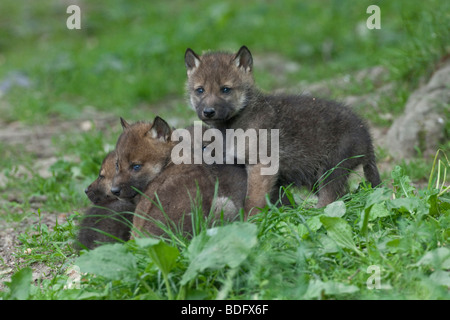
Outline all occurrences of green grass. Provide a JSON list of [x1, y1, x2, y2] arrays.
[[1, 160, 449, 300], [0, 0, 448, 124], [0, 0, 449, 300]]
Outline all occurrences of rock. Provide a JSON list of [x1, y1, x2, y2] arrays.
[[253, 53, 301, 88], [343, 83, 396, 111], [80, 120, 93, 131], [384, 63, 450, 159], [299, 66, 390, 98]]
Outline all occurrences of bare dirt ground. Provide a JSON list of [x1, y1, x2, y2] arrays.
[[0, 99, 198, 290], [0, 109, 120, 290]]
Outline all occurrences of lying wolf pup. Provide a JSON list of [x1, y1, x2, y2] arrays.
[[77, 151, 134, 250], [185, 45, 381, 216], [111, 117, 246, 237]]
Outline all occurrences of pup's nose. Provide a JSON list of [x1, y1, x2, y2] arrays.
[[110, 186, 121, 197], [84, 188, 89, 194], [203, 108, 216, 118]]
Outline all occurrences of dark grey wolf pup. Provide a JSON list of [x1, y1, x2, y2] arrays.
[[185, 46, 381, 217]]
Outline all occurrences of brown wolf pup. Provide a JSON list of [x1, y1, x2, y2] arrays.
[[77, 151, 134, 250], [185, 46, 381, 216], [183, 123, 248, 217], [111, 117, 246, 237]]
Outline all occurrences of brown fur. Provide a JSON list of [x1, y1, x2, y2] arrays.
[[183, 123, 248, 217], [112, 117, 246, 237], [185, 46, 381, 217], [85, 151, 117, 205], [77, 151, 134, 250], [111, 118, 172, 202]]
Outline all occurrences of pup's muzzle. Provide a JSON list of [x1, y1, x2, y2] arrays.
[[202, 108, 216, 118], [110, 186, 121, 197]]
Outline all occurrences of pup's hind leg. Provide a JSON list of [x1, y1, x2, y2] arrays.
[[316, 181, 347, 207], [244, 163, 278, 217], [363, 159, 381, 188], [315, 161, 357, 208], [316, 172, 349, 207]]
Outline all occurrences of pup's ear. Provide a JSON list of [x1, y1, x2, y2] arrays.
[[185, 48, 201, 75], [233, 45, 253, 72], [150, 116, 172, 142], [120, 117, 130, 130]]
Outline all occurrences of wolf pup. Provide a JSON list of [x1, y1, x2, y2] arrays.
[[185, 46, 381, 216], [77, 151, 134, 250], [111, 117, 246, 237]]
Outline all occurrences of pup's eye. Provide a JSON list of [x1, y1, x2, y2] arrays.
[[221, 86, 232, 94], [115, 162, 119, 171], [131, 164, 142, 172], [98, 174, 105, 180], [195, 87, 205, 94]]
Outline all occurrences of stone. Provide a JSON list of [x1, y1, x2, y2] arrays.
[[384, 63, 450, 159]]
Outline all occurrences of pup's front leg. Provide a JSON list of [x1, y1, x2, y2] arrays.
[[244, 163, 278, 218]]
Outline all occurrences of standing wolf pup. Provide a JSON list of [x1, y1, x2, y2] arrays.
[[185, 46, 381, 216]]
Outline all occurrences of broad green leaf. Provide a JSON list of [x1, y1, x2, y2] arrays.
[[57, 289, 108, 300], [387, 198, 429, 216], [297, 224, 309, 238], [365, 187, 392, 208], [324, 201, 346, 217], [75, 243, 137, 281], [181, 223, 257, 285], [5, 267, 32, 300], [320, 216, 363, 256], [385, 238, 401, 253], [306, 215, 323, 232], [391, 166, 415, 197], [361, 187, 392, 233], [149, 245, 179, 275], [297, 215, 323, 238], [368, 202, 391, 221], [426, 191, 440, 216], [137, 239, 179, 275], [186, 231, 210, 260], [375, 237, 401, 254], [303, 279, 359, 299], [429, 270, 450, 287], [318, 234, 339, 254], [135, 237, 160, 248], [416, 247, 450, 270]]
